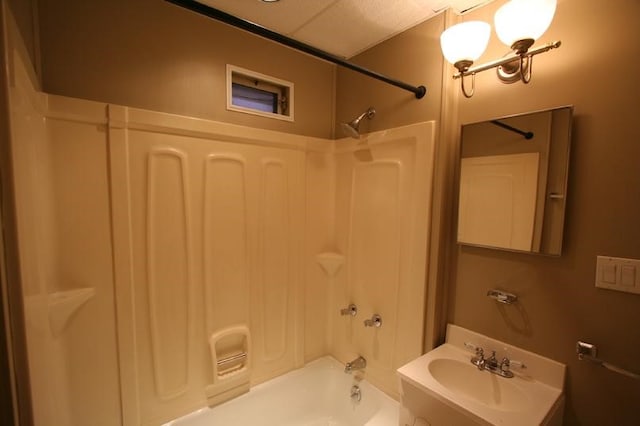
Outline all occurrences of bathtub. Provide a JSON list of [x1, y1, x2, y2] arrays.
[[165, 357, 399, 426]]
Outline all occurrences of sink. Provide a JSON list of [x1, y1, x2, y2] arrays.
[[397, 324, 566, 426], [427, 358, 530, 411]]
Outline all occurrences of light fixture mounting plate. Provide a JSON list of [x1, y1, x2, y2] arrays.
[[496, 55, 522, 84]]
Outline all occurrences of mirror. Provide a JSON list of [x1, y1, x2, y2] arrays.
[[456, 106, 573, 255]]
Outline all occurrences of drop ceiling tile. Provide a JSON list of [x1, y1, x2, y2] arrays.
[[195, 0, 495, 58], [448, 0, 494, 14], [198, 0, 338, 35], [292, 0, 439, 58]]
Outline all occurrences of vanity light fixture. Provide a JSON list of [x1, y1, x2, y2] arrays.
[[441, 0, 561, 98]]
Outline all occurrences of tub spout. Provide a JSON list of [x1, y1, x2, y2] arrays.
[[344, 356, 366, 374]]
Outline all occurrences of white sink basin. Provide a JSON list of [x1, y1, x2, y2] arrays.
[[397, 325, 566, 426], [428, 358, 530, 411]]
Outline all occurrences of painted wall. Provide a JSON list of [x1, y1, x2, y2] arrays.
[[334, 14, 445, 135], [6, 0, 37, 78], [338, 0, 640, 425], [37, 0, 335, 139]]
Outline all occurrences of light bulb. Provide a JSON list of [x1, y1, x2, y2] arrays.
[[494, 0, 557, 48], [440, 21, 491, 66]]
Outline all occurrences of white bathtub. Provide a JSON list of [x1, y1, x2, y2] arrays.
[[165, 357, 399, 426]]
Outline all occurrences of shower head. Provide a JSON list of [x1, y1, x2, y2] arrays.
[[340, 107, 376, 139]]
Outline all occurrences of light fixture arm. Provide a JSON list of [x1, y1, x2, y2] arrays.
[[453, 40, 561, 80], [520, 55, 533, 84], [460, 73, 476, 98], [453, 59, 476, 98]]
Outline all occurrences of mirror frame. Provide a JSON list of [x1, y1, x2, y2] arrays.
[[455, 106, 573, 256]]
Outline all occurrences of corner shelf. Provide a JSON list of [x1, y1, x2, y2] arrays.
[[48, 287, 96, 336], [315, 252, 345, 278]]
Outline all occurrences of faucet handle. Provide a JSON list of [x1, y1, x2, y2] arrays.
[[340, 303, 358, 316], [500, 357, 526, 372], [364, 313, 382, 328], [506, 358, 526, 369], [464, 342, 483, 353], [464, 342, 484, 358], [463, 341, 476, 351]]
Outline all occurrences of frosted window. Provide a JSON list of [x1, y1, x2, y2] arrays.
[[231, 83, 277, 114]]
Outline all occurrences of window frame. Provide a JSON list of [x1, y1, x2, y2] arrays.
[[226, 65, 294, 122]]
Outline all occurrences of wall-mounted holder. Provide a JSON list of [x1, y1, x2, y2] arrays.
[[487, 289, 518, 304], [577, 340, 640, 380], [206, 325, 252, 406]]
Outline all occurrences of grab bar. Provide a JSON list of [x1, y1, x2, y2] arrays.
[[576, 341, 640, 380], [217, 352, 247, 367]]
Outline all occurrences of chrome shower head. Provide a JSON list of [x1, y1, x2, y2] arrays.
[[340, 107, 376, 139]]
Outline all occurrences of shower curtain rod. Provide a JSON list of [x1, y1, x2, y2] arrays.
[[164, 0, 427, 99], [490, 120, 534, 140]]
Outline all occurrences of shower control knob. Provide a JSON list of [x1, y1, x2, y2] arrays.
[[364, 313, 382, 328], [340, 303, 358, 316]]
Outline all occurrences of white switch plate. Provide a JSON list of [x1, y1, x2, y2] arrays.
[[595, 256, 640, 295]]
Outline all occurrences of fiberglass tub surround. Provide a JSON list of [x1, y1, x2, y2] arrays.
[[8, 30, 437, 422], [165, 357, 398, 426], [6, 0, 438, 421], [398, 324, 566, 426]]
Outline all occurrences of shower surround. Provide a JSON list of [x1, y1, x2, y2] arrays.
[[6, 15, 436, 425]]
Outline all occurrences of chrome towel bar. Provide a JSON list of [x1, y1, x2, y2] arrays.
[[577, 341, 640, 380]]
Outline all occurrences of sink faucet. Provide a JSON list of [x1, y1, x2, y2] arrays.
[[485, 350, 499, 370], [468, 345, 525, 378], [344, 356, 367, 374]]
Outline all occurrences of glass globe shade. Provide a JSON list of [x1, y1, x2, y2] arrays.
[[494, 0, 557, 47], [440, 21, 491, 65]]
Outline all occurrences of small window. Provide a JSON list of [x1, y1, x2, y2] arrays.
[[226, 65, 294, 122]]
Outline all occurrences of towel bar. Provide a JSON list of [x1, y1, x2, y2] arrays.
[[577, 341, 640, 380]]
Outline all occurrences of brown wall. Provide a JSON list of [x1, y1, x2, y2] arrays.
[[339, 1, 640, 425], [334, 14, 445, 134], [7, 0, 38, 79], [37, 0, 335, 138]]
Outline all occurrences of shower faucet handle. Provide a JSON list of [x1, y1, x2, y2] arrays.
[[363, 313, 382, 328], [340, 303, 358, 317]]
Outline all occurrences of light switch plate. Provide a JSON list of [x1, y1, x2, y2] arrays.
[[595, 256, 640, 295]]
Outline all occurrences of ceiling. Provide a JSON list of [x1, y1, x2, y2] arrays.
[[197, 0, 493, 58]]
